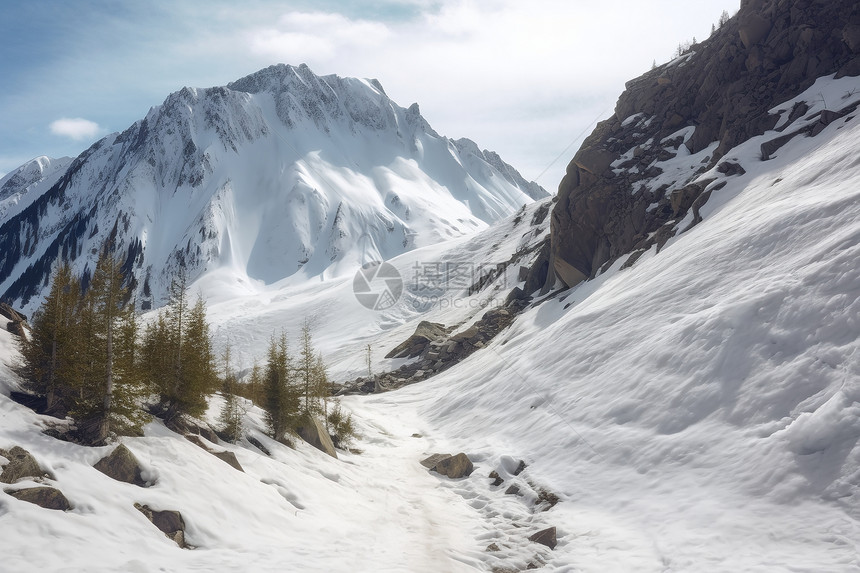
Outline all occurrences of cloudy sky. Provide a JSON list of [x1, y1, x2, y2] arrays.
[[0, 0, 736, 189]]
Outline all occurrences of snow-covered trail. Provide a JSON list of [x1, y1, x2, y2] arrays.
[[318, 396, 485, 572]]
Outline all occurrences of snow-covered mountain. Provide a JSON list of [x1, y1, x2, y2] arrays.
[[0, 64, 545, 313], [0, 156, 73, 223]]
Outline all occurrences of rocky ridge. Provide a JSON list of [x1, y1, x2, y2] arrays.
[[549, 0, 860, 288]]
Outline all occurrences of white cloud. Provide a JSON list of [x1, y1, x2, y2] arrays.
[[49, 117, 102, 140], [249, 12, 392, 63]]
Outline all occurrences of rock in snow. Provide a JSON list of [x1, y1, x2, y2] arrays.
[[421, 453, 474, 479], [93, 444, 149, 487], [0, 446, 50, 484], [5, 486, 71, 511]]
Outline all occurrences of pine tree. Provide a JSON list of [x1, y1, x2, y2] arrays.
[[180, 292, 217, 416], [17, 262, 79, 414], [263, 333, 299, 441], [145, 271, 216, 423], [218, 343, 243, 443], [141, 312, 171, 399], [110, 303, 150, 436], [89, 247, 123, 442], [297, 319, 329, 417], [67, 247, 146, 444], [68, 261, 103, 439], [164, 271, 190, 420]]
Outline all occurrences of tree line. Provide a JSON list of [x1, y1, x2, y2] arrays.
[[17, 245, 355, 448]]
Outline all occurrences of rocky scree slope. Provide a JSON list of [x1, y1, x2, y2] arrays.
[[549, 0, 860, 288]]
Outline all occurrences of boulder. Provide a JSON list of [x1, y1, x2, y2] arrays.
[[0, 446, 50, 484], [6, 486, 71, 511], [134, 503, 187, 548], [297, 413, 337, 458], [536, 488, 560, 510], [434, 453, 474, 479], [489, 470, 504, 487], [528, 526, 558, 550], [93, 444, 147, 486], [716, 161, 746, 177]]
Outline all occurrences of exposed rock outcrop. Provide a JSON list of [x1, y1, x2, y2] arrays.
[[550, 0, 860, 288], [345, 305, 526, 394]]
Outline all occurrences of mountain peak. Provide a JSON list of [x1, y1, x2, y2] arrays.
[[225, 63, 404, 134], [0, 64, 545, 312]]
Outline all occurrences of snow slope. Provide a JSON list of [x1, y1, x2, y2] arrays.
[[0, 64, 545, 314]]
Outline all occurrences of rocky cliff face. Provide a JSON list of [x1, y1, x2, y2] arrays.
[[550, 0, 860, 288]]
